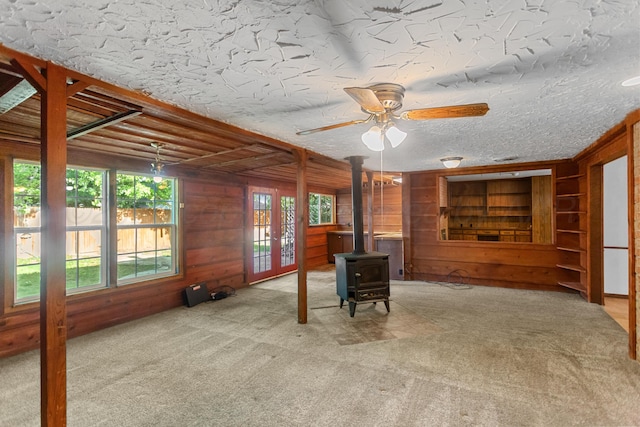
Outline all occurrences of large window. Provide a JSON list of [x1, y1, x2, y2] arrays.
[[309, 193, 334, 225], [14, 162, 107, 301], [12, 161, 179, 303], [116, 173, 177, 283]]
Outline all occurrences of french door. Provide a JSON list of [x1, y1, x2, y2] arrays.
[[247, 187, 297, 283]]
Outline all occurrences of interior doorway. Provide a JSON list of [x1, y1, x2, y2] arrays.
[[247, 186, 297, 283], [603, 156, 629, 331]]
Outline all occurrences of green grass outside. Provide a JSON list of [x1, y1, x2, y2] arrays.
[[16, 257, 166, 300]]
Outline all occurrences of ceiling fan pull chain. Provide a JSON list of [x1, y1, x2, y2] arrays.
[[380, 150, 384, 231]]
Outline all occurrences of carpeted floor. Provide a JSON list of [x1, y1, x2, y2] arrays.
[[1, 266, 639, 426]]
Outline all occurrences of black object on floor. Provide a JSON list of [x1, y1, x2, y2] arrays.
[[184, 283, 211, 307]]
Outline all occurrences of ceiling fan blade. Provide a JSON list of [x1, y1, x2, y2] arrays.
[[296, 119, 367, 135], [401, 103, 489, 120], [343, 87, 385, 113]]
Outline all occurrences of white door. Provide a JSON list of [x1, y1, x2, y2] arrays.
[[603, 156, 628, 295]]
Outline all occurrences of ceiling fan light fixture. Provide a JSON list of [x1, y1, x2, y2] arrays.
[[151, 142, 165, 182], [385, 124, 407, 148], [441, 156, 463, 168], [361, 126, 385, 151]]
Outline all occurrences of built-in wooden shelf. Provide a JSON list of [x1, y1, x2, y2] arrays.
[[556, 211, 586, 214], [557, 263, 587, 273], [555, 174, 585, 181], [557, 229, 586, 234], [556, 193, 586, 198], [557, 281, 587, 292], [557, 246, 586, 253], [555, 163, 586, 298]]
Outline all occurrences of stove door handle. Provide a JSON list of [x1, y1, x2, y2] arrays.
[[355, 273, 362, 278]]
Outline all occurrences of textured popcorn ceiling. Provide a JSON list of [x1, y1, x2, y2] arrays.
[[1, 0, 639, 172]]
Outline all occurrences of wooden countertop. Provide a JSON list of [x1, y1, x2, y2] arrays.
[[328, 230, 403, 239]]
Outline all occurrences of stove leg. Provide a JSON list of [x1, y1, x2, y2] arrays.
[[384, 300, 390, 312], [339, 298, 344, 308], [348, 301, 356, 317]]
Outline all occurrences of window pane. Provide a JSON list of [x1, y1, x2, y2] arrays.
[[14, 201, 40, 227], [308, 193, 333, 225], [16, 231, 41, 300], [66, 228, 106, 289], [16, 264, 40, 300], [66, 257, 102, 290], [320, 195, 333, 223], [156, 227, 172, 251], [14, 163, 41, 228], [116, 172, 177, 284], [117, 228, 136, 254], [155, 203, 173, 224]]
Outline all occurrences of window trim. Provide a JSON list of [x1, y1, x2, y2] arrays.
[[308, 192, 335, 226], [115, 171, 179, 286], [9, 161, 181, 304]]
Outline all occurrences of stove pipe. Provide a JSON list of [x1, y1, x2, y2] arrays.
[[347, 156, 366, 255]]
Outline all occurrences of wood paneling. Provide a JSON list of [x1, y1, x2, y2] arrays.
[[532, 175, 553, 244], [405, 169, 560, 290], [336, 183, 402, 232], [0, 173, 249, 358]]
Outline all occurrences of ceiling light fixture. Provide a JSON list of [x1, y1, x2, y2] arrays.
[[622, 75, 640, 87], [151, 142, 164, 183], [441, 157, 463, 168], [361, 122, 407, 152]]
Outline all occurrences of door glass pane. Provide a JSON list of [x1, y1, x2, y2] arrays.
[[253, 193, 272, 274], [280, 196, 295, 268]]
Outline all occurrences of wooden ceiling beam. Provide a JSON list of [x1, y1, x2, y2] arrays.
[[67, 110, 142, 140]]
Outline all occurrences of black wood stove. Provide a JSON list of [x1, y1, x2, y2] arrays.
[[335, 156, 390, 317]]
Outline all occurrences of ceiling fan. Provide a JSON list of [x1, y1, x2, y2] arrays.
[[296, 83, 489, 151]]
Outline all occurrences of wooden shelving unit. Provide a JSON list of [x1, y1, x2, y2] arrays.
[[486, 179, 532, 217], [449, 181, 486, 216], [555, 163, 587, 295]]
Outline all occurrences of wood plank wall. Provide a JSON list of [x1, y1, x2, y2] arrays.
[[307, 224, 338, 268], [404, 169, 562, 290], [336, 183, 403, 231], [0, 147, 339, 358], [0, 174, 247, 357]]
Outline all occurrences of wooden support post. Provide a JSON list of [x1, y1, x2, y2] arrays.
[[40, 63, 68, 426], [294, 149, 308, 324], [366, 171, 374, 251]]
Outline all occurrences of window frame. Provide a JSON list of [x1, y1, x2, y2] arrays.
[[115, 172, 179, 285], [308, 192, 335, 225], [10, 160, 181, 304]]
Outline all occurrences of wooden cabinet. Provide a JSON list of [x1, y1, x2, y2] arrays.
[[446, 177, 545, 242], [327, 232, 353, 263], [555, 162, 587, 295], [462, 229, 478, 240], [449, 229, 464, 240], [499, 230, 515, 242], [448, 228, 529, 242]]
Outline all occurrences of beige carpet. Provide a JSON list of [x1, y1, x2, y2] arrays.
[[1, 266, 639, 426]]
